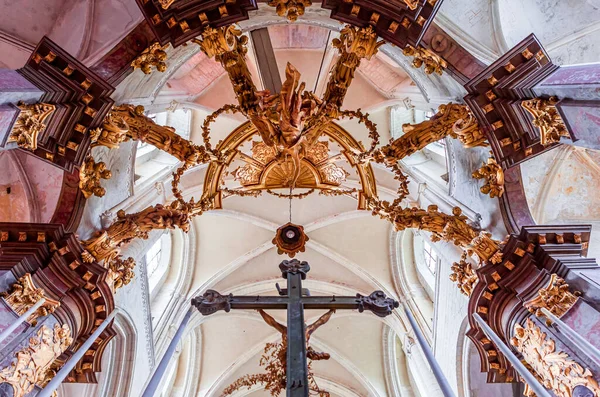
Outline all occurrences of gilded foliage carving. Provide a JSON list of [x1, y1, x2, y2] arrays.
[[8, 102, 55, 151], [131, 43, 168, 74], [511, 318, 600, 397], [369, 201, 502, 264], [106, 256, 136, 293], [521, 97, 569, 146], [79, 156, 112, 198], [0, 323, 72, 397], [82, 198, 214, 264], [0, 274, 60, 325], [403, 45, 448, 75], [524, 274, 581, 319], [450, 253, 479, 296], [378, 103, 487, 162], [268, 0, 312, 21], [472, 156, 505, 198]]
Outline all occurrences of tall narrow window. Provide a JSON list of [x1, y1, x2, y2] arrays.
[[146, 239, 163, 279], [423, 241, 438, 275]]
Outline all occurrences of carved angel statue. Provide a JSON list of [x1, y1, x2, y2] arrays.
[[222, 309, 335, 396]]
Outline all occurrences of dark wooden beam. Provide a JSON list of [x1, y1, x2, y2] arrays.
[[251, 28, 282, 93]]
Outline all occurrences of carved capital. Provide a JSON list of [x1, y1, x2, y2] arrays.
[[403, 45, 448, 76], [192, 290, 233, 316], [131, 42, 168, 75], [472, 155, 505, 198], [524, 274, 581, 319], [279, 259, 310, 279], [8, 102, 56, 151], [521, 97, 569, 146], [356, 291, 399, 317], [0, 274, 60, 325]]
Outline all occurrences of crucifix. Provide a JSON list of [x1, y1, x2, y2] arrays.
[[191, 259, 399, 397]]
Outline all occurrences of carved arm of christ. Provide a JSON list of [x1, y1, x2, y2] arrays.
[[192, 259, 399, 397]]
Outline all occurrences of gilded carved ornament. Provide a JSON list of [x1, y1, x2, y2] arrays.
[[106, 256, 135, 293], [524, 274, 581, 321], [449, 252, 478, 296], [403, 45, 448, 76], [511, 318, 600, 397], [0, 323, 72, 397], [81, 197, 214, 265], [158, 0, 175, 10], [378, 103, 487, 163], [472, 155, 505, 198], [521, 97, 569, 146], [8, 102, 56, 151], [369, 201, 502, 265], [131, 42, 168, 75], [268, 0, 312, 21], [0, 274, 60, 325], [79, 156, 112, 198]]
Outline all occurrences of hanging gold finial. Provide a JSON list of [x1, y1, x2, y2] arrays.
[[131, 43, 168, 74], [449, 253, 478, 296], [79, 156, 112, 198], [472, 155, 505, 198], [403, 45, 448, 75], [268, 0, 312, 21]]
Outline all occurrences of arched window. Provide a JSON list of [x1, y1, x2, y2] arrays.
[[146, 233, 172, 296], [412, 233, 437, 301]]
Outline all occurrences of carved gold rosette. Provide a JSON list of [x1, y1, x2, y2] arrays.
[[403, 45, 448, 76], [8, 102, 56, 151], [472, 156, 505, 198], [0, 274, 60, 325], [131, 42, 168, 74], [524, 274, 581, 319], [511, 318, 600, 397], [268, 0, 312, 21], [521, 97, 569, 146], [0, 323, 72, 397]]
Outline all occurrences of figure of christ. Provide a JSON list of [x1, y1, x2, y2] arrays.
[[221, 309, 335, 397]]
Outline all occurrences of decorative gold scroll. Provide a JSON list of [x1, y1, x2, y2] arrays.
[[472, 156, 505, 198], [521, 97, 569, 146], [0, 274, 60, 325], [0, 323, 72, 397], [202, 121, 377, 210], [131, 42, 168, 74], [524, 274, 581, 319], [403, 45, 448, 75], [8, 102, 56, 151], [511, 318, 600, 397]]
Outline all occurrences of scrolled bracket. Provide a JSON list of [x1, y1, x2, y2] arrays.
[[356, 291, 399, 317], [191, 290, 233, 316]]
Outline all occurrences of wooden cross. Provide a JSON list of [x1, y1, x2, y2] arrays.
[[191, 259, 399, 397]]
